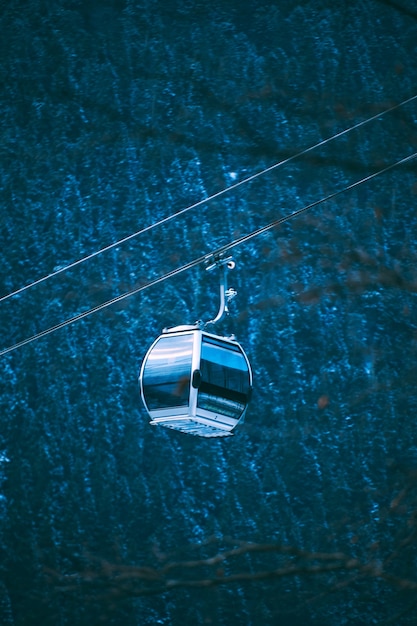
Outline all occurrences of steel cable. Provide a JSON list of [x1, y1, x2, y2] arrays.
[[1, 93, 416, 305], [1, 150, 415, 357]]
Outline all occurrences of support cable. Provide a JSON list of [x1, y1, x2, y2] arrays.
[[1, 150, 415, 357], [1, 93, 416, 304]]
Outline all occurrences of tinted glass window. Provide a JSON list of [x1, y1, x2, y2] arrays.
[[142, 335, 193, 410], [197, 337, 250, 419]]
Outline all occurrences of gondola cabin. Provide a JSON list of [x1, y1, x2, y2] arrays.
[[139, 325, 252, 437]]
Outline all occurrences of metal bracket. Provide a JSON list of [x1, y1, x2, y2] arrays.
[[204, 254, 237, 327]]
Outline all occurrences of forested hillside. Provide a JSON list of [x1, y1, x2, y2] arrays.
[[1, 1, 417, 624]]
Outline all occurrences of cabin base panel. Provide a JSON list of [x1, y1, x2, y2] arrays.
[[149, 417, 234, 437]]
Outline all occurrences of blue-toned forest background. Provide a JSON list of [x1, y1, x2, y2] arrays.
[[1, 1, 417, 624]]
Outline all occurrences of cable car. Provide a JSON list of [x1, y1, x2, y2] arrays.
[[139, 256, 253, 437]]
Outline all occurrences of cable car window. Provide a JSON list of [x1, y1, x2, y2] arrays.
[[142, 334, 193, 410], [197, 336, 251, 419]]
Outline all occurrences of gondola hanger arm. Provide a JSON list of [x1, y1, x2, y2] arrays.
[[204, 254, 237, 327]]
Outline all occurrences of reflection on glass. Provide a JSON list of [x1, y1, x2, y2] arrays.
[[198, 392, 246, 419], [142, 335, 193, 410], [197, 336, 251, 419]]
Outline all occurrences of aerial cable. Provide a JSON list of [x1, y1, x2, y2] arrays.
[[0, 150, 415, 358], [1, 93, 416, 305]]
